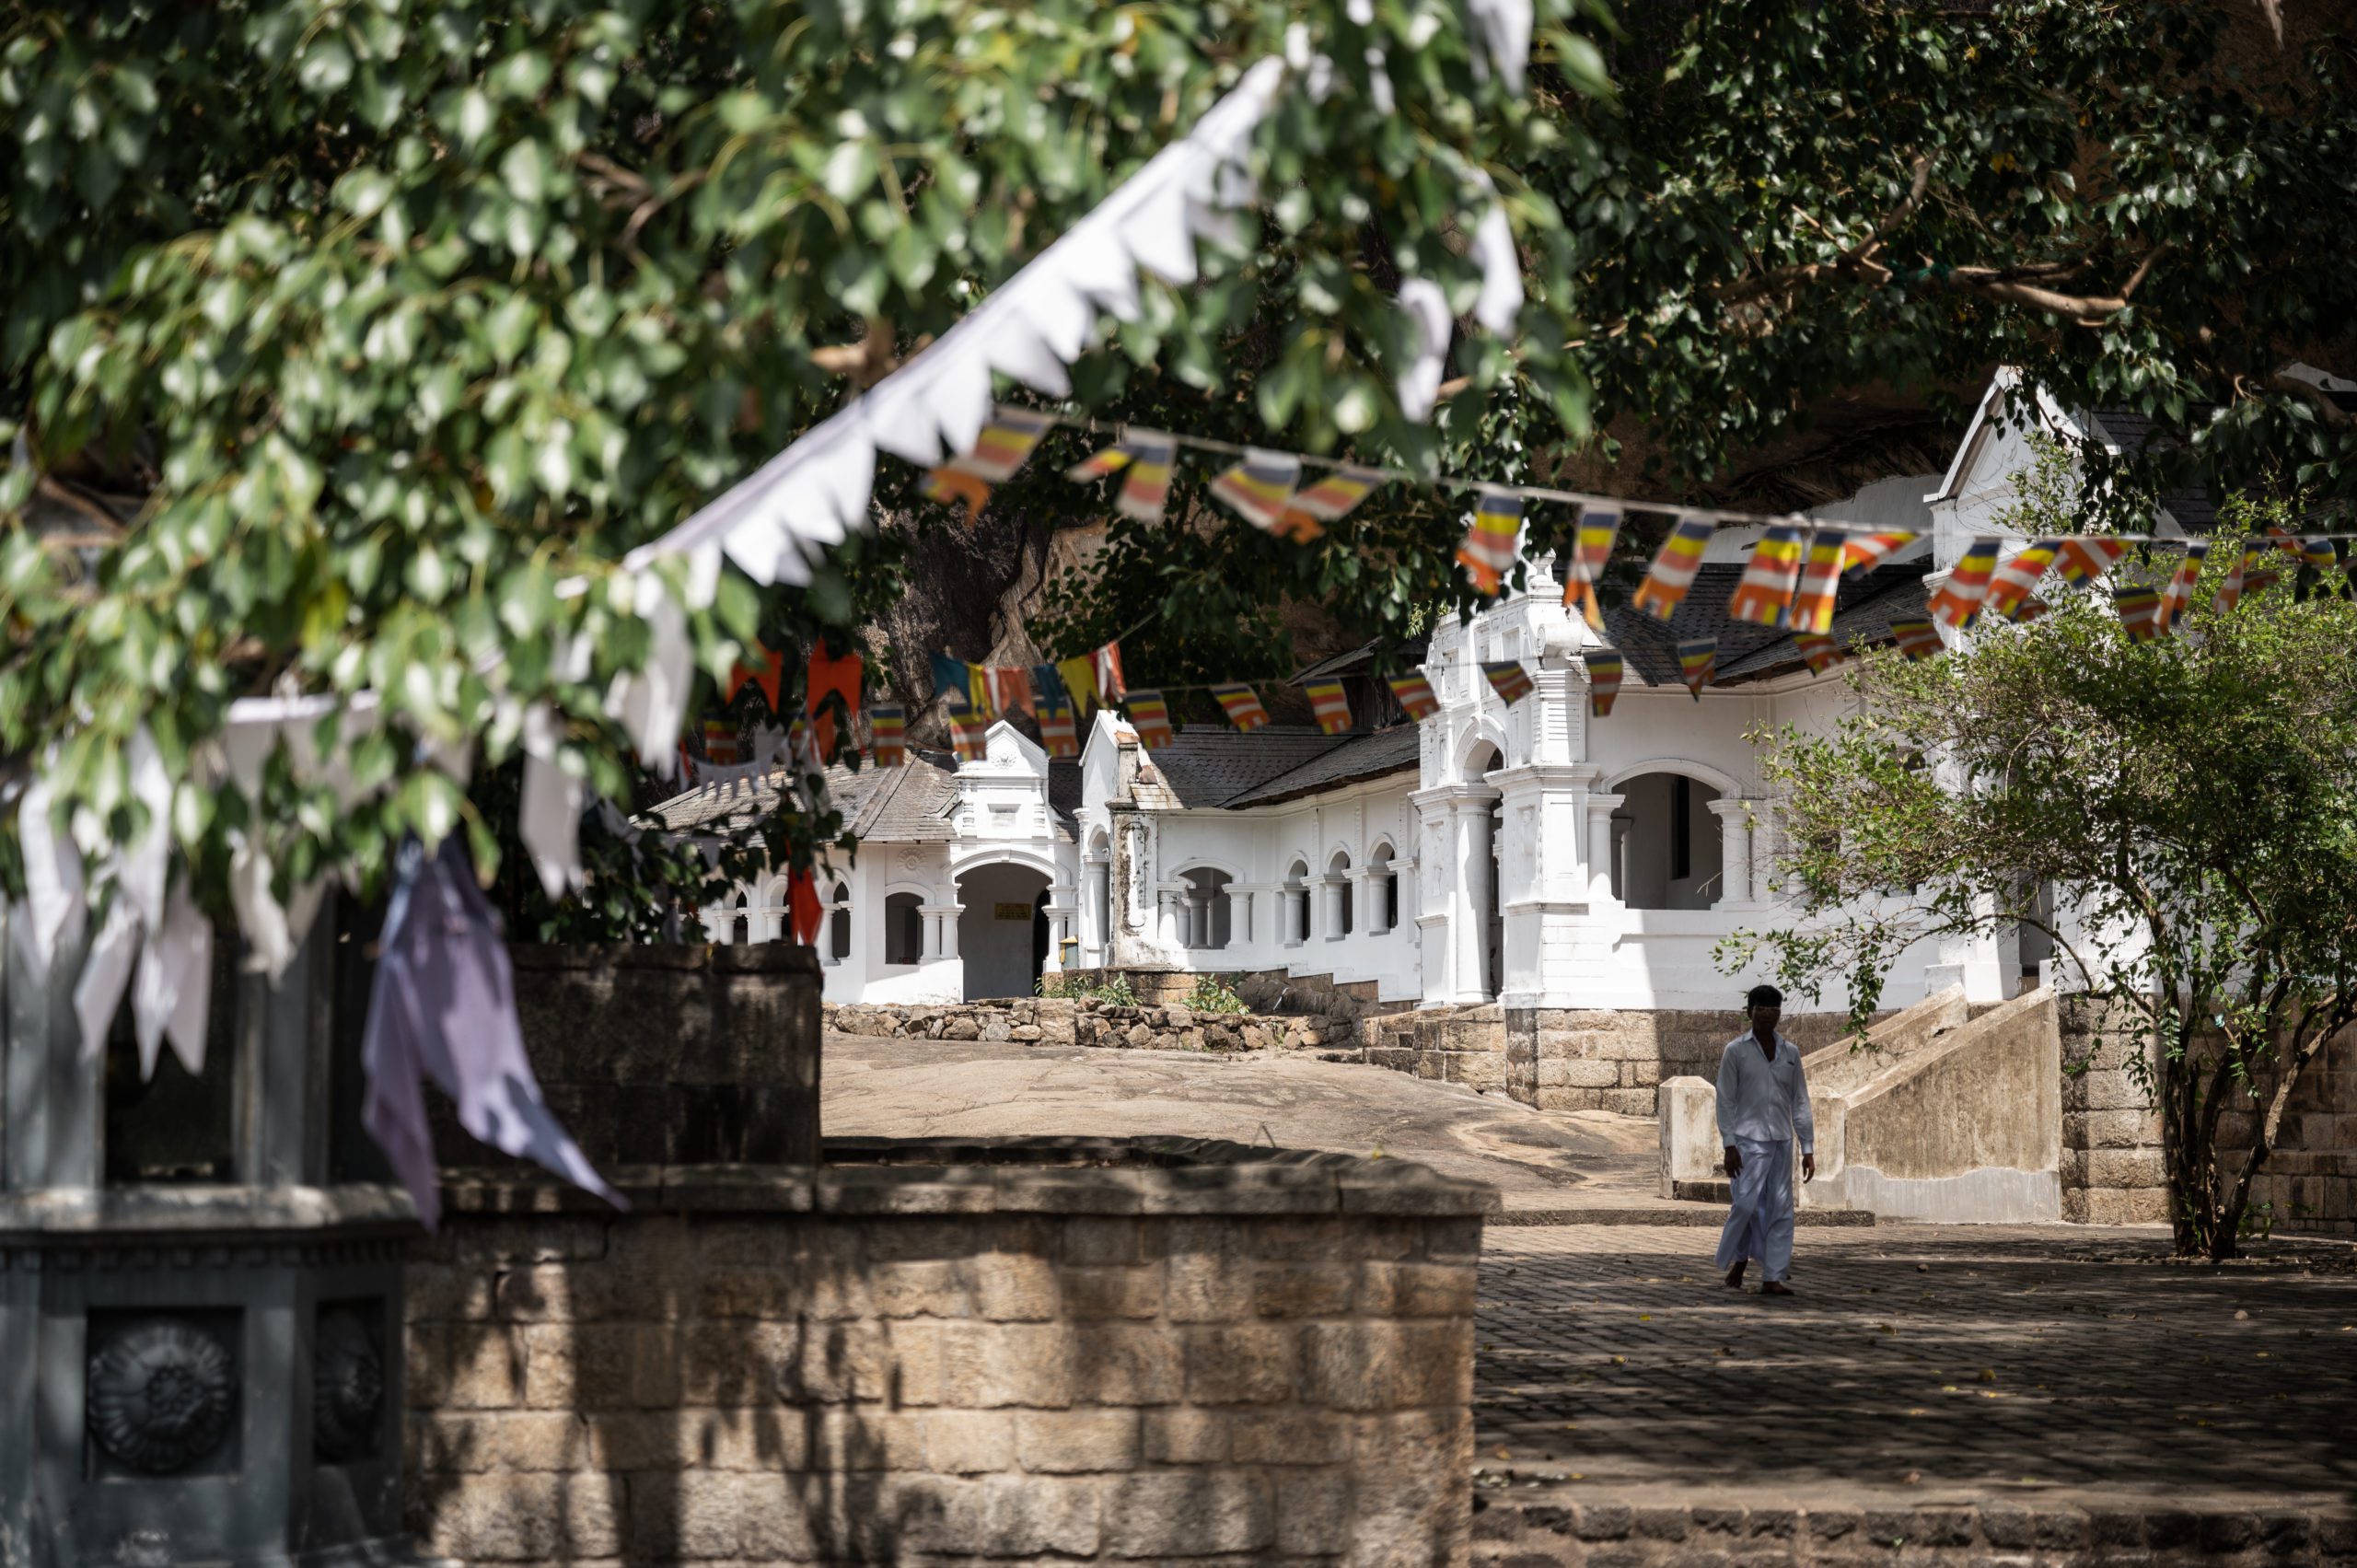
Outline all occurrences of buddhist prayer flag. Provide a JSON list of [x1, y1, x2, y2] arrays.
[[929, 651, 976, 714], [1928, 537, 2002, 630], [2264, 525, 2306, 564], [1729, 523, 1808, 628], [1305, 679, 1353, 735], [1891, 619, 1945, 661], [922, 406, 1055, 524], [2116, 584, 2164, 642], [1982, 540, 2061, 623], [1029, 663, 1070, 714], [1212, 683, 1271, 731], [726, 646, 785, 711], [1632, 513, 1714, 620], [788, 869, 825, 947], [1094, 641, 1128, 703], [1566, 504, 1624, 586], [702, 719, 739, 765], [1038, 700, 1080, 759], [1675, 639, 1715, 700], [2156, 542, 2209, 633], [1840, 530, 1917, 576], [1481, 660, 1535, 705], [1457, 488, 1524, 595], [1209, 448, 1303, 532], [2213, 547, 2273, 614], [2269, 526, 2336, 570], [1585, 650, 1624, 716], [1794, 633, 1844, 675], [985, 664, 1034, 719], [2054, 536, 2129, 586], [1066, 429, 1178, 523], [806, 645, 864, 761], [867, 704, 907, 768], [948, 711, 989, 761], [1279, 464, 1385, 542], [1789, 529, 1848, 635], [1566, 576, 1606, 633], [1056, 655, 1101, 720], [1388, 673, 1441, 721], [1125, 691, 1174, 749]]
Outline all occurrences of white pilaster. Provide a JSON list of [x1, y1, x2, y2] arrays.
[[1708, 798, 1756, 911]]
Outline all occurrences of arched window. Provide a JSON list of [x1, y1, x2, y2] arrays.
[[1368, 842, 1398, 935], [828, 883, 852, 962], [885, 891, 924, 966], [1612, 771, 1725, 911], [1326, 849, 1353, 938], [729, 889, 752, 946], [1178, 868, 1233, 950], [1283, 859, 1310, 946]]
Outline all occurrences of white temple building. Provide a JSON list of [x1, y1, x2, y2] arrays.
[[668, 368, 2314, 1014]]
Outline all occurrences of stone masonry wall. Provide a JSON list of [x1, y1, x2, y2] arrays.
[[824, 996, 1342, 1054], [404, 1140, 1490, 1567], [2060, 998, 2357, 1235]]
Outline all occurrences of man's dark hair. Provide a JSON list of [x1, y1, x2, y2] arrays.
[[1745, 983, 1784, 1009]]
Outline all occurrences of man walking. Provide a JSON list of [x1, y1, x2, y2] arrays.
[[1716, 983, 1815, 1295]]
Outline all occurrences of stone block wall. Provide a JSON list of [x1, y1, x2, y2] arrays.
[[823, 996, 1341, 1054], [404, 1138, 1492, 1567], [2226, 1025, 2357, 1237]]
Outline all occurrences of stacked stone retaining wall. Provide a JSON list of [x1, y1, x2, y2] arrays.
[[404, 1139, 1492, 1566], [824, 997, 1341, 1054]]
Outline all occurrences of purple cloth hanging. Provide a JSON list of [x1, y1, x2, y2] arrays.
[[361, 835, 621, 1228]]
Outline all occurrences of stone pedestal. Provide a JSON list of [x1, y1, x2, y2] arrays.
[[1, 900, 421, 1568]]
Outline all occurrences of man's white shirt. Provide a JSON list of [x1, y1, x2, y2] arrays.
[[1714, 1031, 1815, 1154]]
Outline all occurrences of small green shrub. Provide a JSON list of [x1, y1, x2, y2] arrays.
[[1038, 971, 1139, 1006], [1181, 975, 1249, 1015]]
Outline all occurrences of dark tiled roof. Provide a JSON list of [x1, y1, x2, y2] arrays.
[[1141, 725, 1353, 807], [652, 753, 961, 840], [1603, 565, 1794, 687], [1221, 724, 1421, 807], [2089, 407, 2217, 534], [1048, 758, 1083, 817], [1287, 637, 1392, 685], [1713, 566, 1933, 682]]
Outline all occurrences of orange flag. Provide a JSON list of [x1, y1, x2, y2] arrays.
[[806, 646, 864, 761]]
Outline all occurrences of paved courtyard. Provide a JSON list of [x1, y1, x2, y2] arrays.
[[1477, 1224, 2357, 1511]]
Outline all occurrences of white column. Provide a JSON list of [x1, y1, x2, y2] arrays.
[[1359, 871, 1387, 936], [1708, 798, 1755, 911], [1085, 860, 1110, 963], [1431, 787, 1500, 1004], [1585, 793, 1624, 908]]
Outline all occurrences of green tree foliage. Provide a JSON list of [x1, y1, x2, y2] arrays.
[[1047, 0, 2357, 691], [0, 0, 1608, 927], [1735, 499, 2357, 1260]]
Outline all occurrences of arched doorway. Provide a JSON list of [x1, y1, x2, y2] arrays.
[[958, 861, 1053, 999], [1613, 771, 1724, 909], [1178, 868, 1234, 950]]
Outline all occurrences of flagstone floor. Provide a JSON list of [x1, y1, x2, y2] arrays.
[[1474, 1222, 2357, 1509]]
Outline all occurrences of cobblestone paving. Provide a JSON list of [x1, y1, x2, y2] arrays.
[[1475, 1224, 2357, 1506]]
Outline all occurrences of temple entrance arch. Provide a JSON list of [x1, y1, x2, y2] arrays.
[[957, 861, 1054, 999]]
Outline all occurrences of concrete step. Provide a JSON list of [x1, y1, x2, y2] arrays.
[[1490, 1205, 1876, 1227]]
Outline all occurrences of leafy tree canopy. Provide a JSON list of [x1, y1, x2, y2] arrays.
[[1736, 487, 2357, 1260]]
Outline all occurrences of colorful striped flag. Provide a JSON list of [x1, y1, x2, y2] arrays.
[[1928, 537, 2002, 630], [948, 711, 989, 761], [1457, 488, 1524, 595], [1632, 513, 1715, 620], [2155, 542, 2209, 633], [1840, 529, 1917, 576], [1209, 448, 1303, 532], [1982, 540, 2061, 622], [2116, 584, 2164, 643], [1125, 691, 1174, 749], [1038, 700, 1080, 758], [867, 703, 907, 768], [2264, 525, 2308, 565], [922, 407, 1055, 524], [1212, 683, 1271, 731], [1305, 679, 1353, 735], [2212, 547, 2268, 614], [1729, 523, 1808, 628], [702, 718, 739, 765], [1094, 641, 1128, 703], [1676, 639, 1715, 700], [807, 645, 865, 761], [1566, 576, 1606, 633], [1794, 633, 1844, 675], [2054, 536, 2129, 586], [929, 651, 977, 714], [1585, 650, 1624, 717], [1890, 619, 1945, 661], [1029, 662, 1070, 714], [1566, 504, 1624, 586], [1056, 655, 1100, 720], [1388, 673, 1441, 721], [1067, 429, 1178, 523], [983, 664, 1033, 718], [1789, 529, 1849, 634], [1278, 464, 1385, 542], [1482, 660, 1535, 704]]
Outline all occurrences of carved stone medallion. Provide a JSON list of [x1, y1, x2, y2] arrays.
[[87, 1321, 236, 1473]]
